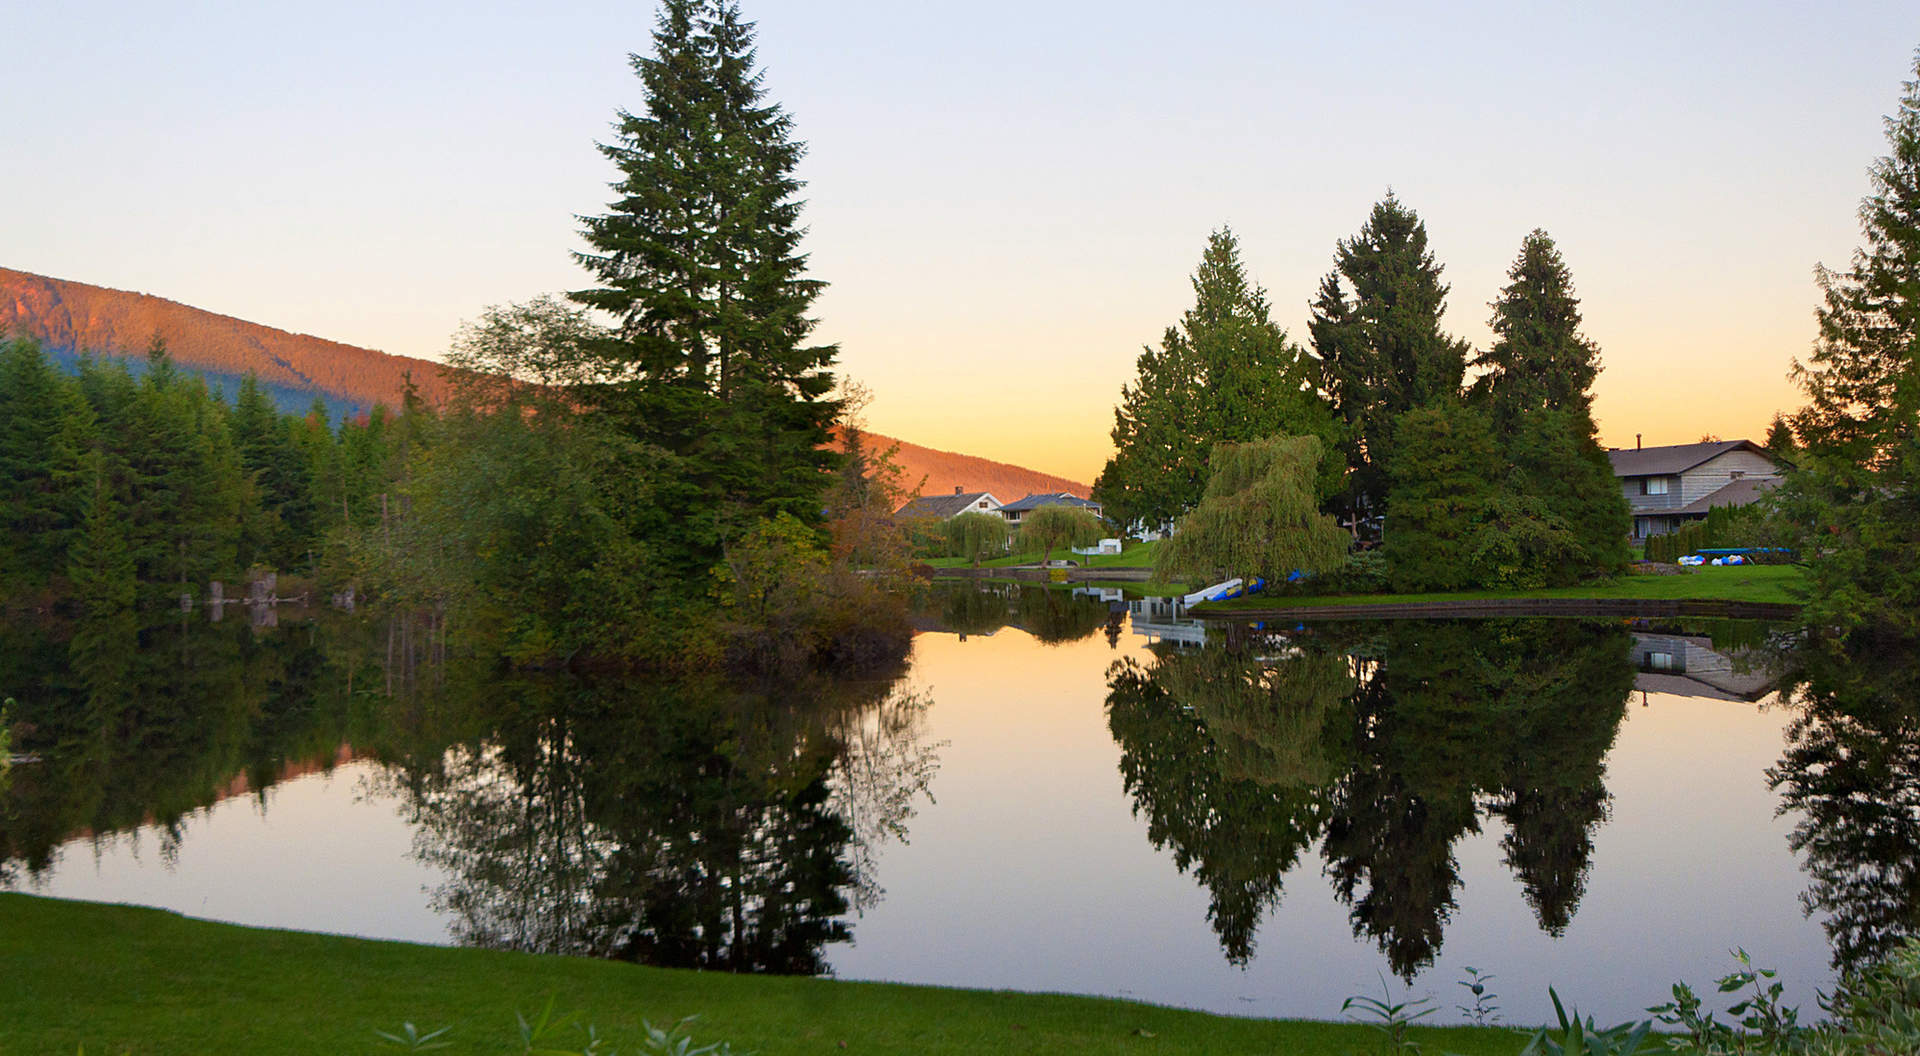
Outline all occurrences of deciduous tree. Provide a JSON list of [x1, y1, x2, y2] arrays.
[[1153, 435, 1349, 587], [1018, 505, 1104, 567], [944, 511, 1010, 567]]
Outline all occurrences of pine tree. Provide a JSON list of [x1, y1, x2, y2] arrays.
[[1094, 228, 1338, 534], [1310, 196, 1471, 523], [1788, 49, 1920, 635], [573, 0, 838, 576]]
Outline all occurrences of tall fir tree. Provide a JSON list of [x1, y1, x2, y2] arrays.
[[1474, 230, 1629, 576], [1473, 229, 1599, 430], [573, 0, 838, 577], [1310, 196, 1471, 524], [0, 339, 84, 594], [1094, 228, 1338, 534], [1787, 49, 1920, 636]]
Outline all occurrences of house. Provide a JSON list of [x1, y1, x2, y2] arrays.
[[997, 492, 1103, 528], [894, 487, 1004, 521], [1607, 439, 1783, 540]]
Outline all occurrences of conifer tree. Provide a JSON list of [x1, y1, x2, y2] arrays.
[[573, 0, 838, 576], [1474, 231, 1629, 575], [1383, 402, 1501, 592], [1474, 230, 1599, 430], [1310, 196, 1471, 523], [1094, 228, 1337, 534], [1788, 49, 1920, 635], [233, 373, 315, 568], [0, 339, 83, 592]]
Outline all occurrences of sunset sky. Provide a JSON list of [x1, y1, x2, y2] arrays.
[[8, 2, 1916, 484]]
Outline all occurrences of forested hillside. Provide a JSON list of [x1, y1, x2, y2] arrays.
[[2, 267, 1086, 498], [0, 267, 455, 413]]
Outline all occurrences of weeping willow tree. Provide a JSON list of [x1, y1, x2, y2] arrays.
[[1152, 643, 1355, 789], [1154, 434, 1349, 586]]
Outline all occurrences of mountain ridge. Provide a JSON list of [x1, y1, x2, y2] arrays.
[[0, 266, 1086, 501]]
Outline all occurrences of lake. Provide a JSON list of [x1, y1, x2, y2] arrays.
[[1, 584, 1904, 1025]]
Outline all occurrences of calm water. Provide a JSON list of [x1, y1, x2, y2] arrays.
[[1, 587, 1906, 1023]]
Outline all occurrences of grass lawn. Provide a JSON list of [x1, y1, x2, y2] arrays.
[[0, 893, 1532, 1056], [1202, 563, 1807, 612], [927, 540, 1160, 570]]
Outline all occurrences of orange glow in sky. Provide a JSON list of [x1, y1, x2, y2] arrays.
[[4, 3, 1903, 485]]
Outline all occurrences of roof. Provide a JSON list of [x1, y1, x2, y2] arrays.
[[1672, 477, 1779, 517], [895, 490, 1002, 519], [999, 492, 1102, 514], [1607, 440, 1772, 478]]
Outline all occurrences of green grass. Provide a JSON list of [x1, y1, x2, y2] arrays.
[[1203, 563, 1807, 612], [926, 540, 1160, 570], [0, 893, 1530, 1055]]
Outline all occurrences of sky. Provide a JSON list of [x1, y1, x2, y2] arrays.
[[6, 1, 1916, 484]]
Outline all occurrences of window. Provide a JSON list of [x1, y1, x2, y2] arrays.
[[1644, 477, 1669, 495], [1647, 651, 1678, 671]]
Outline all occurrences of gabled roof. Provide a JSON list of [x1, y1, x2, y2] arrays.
[[1607, 440, 1772, 478], [1672, 477, 1779, 517], [895, 491, 1001, 519], [1000, 492, 1102, 514]]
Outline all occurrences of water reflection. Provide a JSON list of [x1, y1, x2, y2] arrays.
[[384, 663, 934, 971], [919, 583, 1116, 646], [1770, 630, 1920, 972], [1109, 618, 1637, 977], [2, 611, 936, 975], [11, 587, 1920, 1009], [0, 613, 385, 882]]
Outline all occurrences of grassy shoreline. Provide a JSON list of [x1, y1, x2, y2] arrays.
[[1198, 564, 1807, 613], [0, 893, 1531, 1055]]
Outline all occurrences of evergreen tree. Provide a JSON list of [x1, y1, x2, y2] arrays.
[[1474, 231, 1629, 577], [1473, 230, 1599, 430], [573, 0, 838, 577], [232, 373, 315, 568], [1310, 196, 1471, 523], [1383, 402, 1501, 592], [67, 447, 136, 620], [0, 338, 84, 593], [1765, 413, 1799, 465], [1786, 49, 1920, 635], [1094, 228, 1338, 534], [1503, 409, 1629, 578]]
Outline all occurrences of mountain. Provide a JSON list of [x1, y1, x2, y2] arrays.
[[860, 433, 1089, 503], [0, 266, 1087, 499], [0, 267, 454, 417]]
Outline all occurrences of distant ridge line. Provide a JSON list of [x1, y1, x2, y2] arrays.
[[0, 265, 1087, 500], [0, 266, 455, 409]]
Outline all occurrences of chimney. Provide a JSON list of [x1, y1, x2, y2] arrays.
[[1636, 434, 1642, 450], [955, 485, 963, 495]]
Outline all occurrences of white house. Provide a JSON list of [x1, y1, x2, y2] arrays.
[[895, 487, 1004, 520]]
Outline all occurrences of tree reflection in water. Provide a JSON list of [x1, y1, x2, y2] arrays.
[[1770, 630, 1920, 972], [383, 659, 939, 972], [0, 612, 939, 976], [1108, 618, 1633, 979]]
